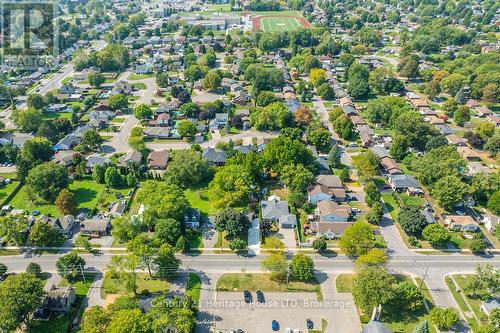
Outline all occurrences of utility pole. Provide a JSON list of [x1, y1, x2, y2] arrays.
[[418, 266, 429, 291], [80, 264, 86, 283]]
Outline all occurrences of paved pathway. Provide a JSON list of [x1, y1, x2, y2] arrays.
[[316, 272, 362, 333], [247, 218, 261, 255]]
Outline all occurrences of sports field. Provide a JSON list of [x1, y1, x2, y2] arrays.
[[259, 17, 304, 32]]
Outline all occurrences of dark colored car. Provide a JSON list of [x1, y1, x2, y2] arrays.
[[236, 330, 244, 333], [243, 290, 252, 303], [306, 319, 314, 329], [272, 320, 280, 331], [256, 290, 264, 303]]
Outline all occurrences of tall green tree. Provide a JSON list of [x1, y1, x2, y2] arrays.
[[0, 273, 45, 331]]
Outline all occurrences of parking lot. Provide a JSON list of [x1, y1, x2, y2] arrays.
[[205, 291, 322, 332], [200, 290, 360, 333]]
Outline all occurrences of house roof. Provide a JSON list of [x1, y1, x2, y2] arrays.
[[308, 184, 332, 197], [389, 174, 419, 189], [261, 197, 289, 220], [380, 156, 400, 172], [313, 221, 353, 234], [118, 150, 142, 166], [317, 200, 351, 217], [279, 214, 297, 225], [202, 148, 226, 163], [81, 218, 110, 232], [148, 150, 169, 168], [457, 146, 481, 160], [44, 285, 75, 310], [370, 146, 389, 159], [316, 175, 343, 189]]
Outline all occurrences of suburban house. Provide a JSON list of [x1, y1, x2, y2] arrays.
[[315, 200, 351, 222], [86, 154, 110, 168], [307, 184, 332, 204], [147, 150, 169, 170], [316, 175, 346, 202], [40, 215, 75, 238], [312, 221, 353, 239], [80, 218, 111, 237], [109, 201, 126, 217], [202, 148, 226, 165], [149, 113, 170, 127], [260, 195, 296, 229], [457, 146, 481, 161], [118, 150, 142, 167], [45, 103, 69, 113], [41, 285, 76, 313], [388, 174, 420, 192], [380, 156, 402, 175], [112, 81, 133, 95], [54, 134, 81, 151], [184, 208, 201, 228]]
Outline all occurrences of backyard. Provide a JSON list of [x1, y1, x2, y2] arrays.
[[9, 178, 125, 215]]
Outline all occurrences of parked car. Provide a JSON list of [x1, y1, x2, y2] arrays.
[[306, 319, 313, 329], [256, 290, 264, 303], [272, 320, 279, 331], [285, 327, 292, 333], [243, 290, 252, 303]]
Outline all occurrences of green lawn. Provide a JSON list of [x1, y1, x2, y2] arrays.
[[112, 117, 126, 123], [10, 178, 107, 215], [102, 272, 170, 296], [184, 187, 218, 215], [217, 273, 322, 297], [260, 17, 303, 32], [445, 276, 482, 331], [185, 229, 203, 249], [132, 82, 146, 90], [336, 274, 355, 292], [0, 181, 20, 204], [381, 192, 400, 220], [42, 112, 72, 120], [450, 274, 488, 328], [128, 73, 154, 80], [186, 273, 202, 306], [400, 193, 425, 207]]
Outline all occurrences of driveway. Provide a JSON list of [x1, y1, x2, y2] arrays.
[[247, 218, 261, 255], [275, 228, 297, 251], [318, 273, 362, 333]]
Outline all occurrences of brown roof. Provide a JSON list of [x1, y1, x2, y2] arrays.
[[380, 156, 400, 172], [313, 221, 353, 233], [316, 175, 343, 189], [308, 184, 332, 196], [411, 99, 428, 108], [331, 188, 346, 199], [457, 146, 481, 160], [317, 201, 352, 217], [148, 150, 169, 168]]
